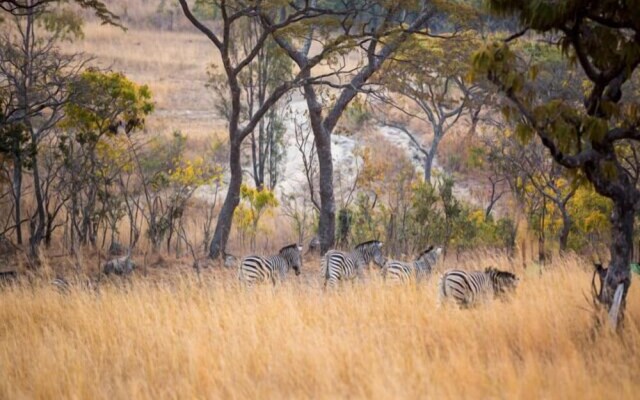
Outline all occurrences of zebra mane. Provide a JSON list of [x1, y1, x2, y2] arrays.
[[355, 240, 382, 249], [279, 243, 300, 253], [485, 267, 517, 281], [418, 245, 435, 257]]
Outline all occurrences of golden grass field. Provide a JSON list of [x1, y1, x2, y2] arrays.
[[1, 254, 639, 399]]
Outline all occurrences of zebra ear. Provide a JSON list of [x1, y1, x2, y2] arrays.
[[297, 245, 303, 252], [377, 241, 383, 248]]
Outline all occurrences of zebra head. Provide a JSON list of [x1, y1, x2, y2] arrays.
[[415, 245, 439, 273], [485, 267, 519, 296], [417, 245, 442, 264], [280, 244, 303, 276], [355, 240, 385, 268]]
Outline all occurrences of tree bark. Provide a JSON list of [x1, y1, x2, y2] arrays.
[[424, 127, 443, 183], [602, 200, 633, 325], [12, 155, 22, 244], [28, 139, 47, 259], [424, 147, 436, 183], [558, 206, 571, 252], [304, 83, 335, 254], [208, 142, 242, 259]]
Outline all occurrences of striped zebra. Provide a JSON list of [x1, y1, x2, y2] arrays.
[[322, 240, 385, 288], [383, 246, 442, 283], [239, 244, 303, 285], [439, 267, 519, 307]]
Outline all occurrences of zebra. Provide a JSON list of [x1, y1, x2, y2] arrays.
[[322, 240, 385, 288], [382, 245, 442, 283], [103, 256, 136, 276], [439, 267, 519, 307], [239, 244, 303, 285]]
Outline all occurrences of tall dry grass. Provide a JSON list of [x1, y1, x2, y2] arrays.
[[1, 255, 639, 399]]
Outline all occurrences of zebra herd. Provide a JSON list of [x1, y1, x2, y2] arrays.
[[239, 240, 520, 307]]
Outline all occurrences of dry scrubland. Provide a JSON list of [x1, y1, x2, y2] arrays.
[[1, 255, 639, 399]]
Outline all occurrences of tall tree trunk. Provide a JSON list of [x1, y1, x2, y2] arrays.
[[316, 134, 335, 254], [602, 200, 633, 325], [558, 206, 571, 252], [29, 154, 46, 260], [424, 152, 435, 184], [12, 155, 23, 244], [304, 84, 335, 254], [424, 127, 443, 183], [208, 142, 242, 259]]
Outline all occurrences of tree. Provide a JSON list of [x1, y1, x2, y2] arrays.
[[206, 16, 292, 191], [234, 183, 278, 250], [376, 33, 487, 182], [264, 0, 440, 253], [486, 131, 578, 253], [0, 3, 86, 257], [475, 0, 640, 328], [178, 0, 355, 259], [61, 70, 153, 251]]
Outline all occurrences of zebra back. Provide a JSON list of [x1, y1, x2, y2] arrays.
[[414, 246, 442, 277], [239, 244, 303, 285], [439, 267, 518, 307], [382, 245, 442, 283], [352, 240, 385, 268], [382, 259, 413, 283], [323, 240, 384, 288], [278, 244, 303, 276], [439, 269, 493, 307], [485, 267, 519, 296]]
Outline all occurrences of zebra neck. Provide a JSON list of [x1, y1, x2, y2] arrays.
[[273, 255, 288, 272], [351, 251, 367, 267]]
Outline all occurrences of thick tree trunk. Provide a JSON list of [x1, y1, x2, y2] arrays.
[[424, 128, 443, 183], [424, 151, 435, 184], [602, 200, 633, 326], [28, 155, 46, 260], [558, 207, 571, 252], [316, 134, 335, 254], [208, 142, 243, 259], [304, 84, 335, 254]]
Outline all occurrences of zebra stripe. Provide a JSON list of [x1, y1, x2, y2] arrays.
[[323, 240, 385, 288], [383, 246, 442, 283], [439, 267, 518, 307], [51, 277, 71, 293], [239, 244, 303, 285]]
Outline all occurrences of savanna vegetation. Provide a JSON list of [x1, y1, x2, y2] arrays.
[[1, 0, 640, 398]]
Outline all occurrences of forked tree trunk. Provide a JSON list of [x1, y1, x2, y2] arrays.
[[209, 142, 242, 259]]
